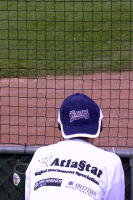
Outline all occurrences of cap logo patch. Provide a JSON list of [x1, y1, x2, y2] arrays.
[[69, 109, 89, 123]]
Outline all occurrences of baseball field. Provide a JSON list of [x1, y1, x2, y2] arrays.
[[0, 0, 133, 148], [0, 0, 133, 78]]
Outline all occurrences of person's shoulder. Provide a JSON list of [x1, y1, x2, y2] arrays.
[[102, 148, 121, 160], [33, 143, 58, 155], [93, 146, 121, 164], [103, 149, 122, 168]]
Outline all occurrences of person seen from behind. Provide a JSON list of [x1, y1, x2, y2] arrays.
[[25, 93, 125, 200]]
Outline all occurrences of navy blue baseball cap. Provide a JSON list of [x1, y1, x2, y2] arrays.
[[58, 93, 103, 139]]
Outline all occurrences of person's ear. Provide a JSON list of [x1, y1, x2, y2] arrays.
[[58, 123, 61, 131], [100, 121, 103, 132]]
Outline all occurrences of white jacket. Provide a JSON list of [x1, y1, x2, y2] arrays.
[[25, 139, 125, 200]]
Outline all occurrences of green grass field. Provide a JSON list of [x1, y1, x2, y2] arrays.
[[0, 0, 133, 77]]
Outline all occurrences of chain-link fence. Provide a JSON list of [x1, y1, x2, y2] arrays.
[[0, 153, 32, 200]]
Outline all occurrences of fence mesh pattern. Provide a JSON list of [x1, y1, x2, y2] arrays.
[[0, 0, 133, 147], [0, 154, 31, 200]]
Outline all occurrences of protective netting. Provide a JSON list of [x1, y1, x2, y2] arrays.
[[0, 0, 133, 147]]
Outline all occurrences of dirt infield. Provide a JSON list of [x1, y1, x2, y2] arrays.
[[0, 72, 133, 148]]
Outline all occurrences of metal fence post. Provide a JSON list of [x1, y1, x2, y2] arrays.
[[130, 157, 133, 200]]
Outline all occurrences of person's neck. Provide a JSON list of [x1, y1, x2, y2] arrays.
[[75, 137, 94, 144]]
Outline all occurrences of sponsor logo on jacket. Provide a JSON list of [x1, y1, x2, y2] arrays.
[[50, 158, 103, 178]]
